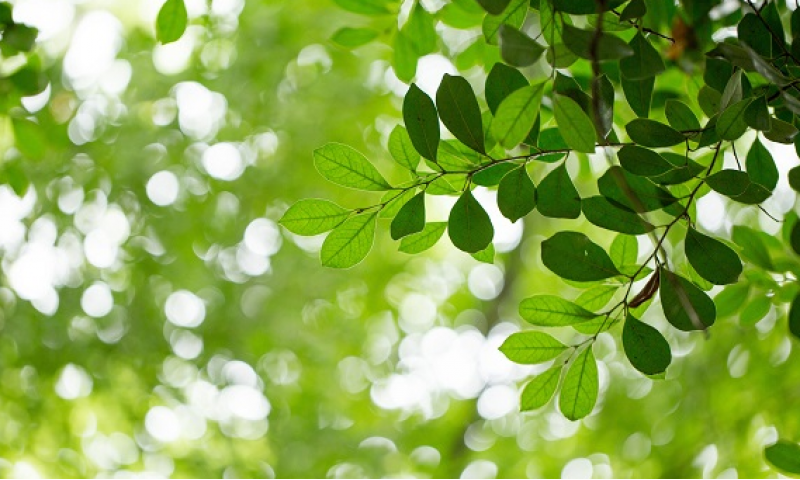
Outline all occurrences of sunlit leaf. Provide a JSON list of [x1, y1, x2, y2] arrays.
[[500, 331, 568, 363], [280, 199, 351, 235], [314, 143, 392, 191], [519, 295, 600, 326], [559, 346, 598, 421], [521, 366, 562, 411], [320, 212, 378, 268], [156, 0, 187, 44], [399, 221, 447, 253]]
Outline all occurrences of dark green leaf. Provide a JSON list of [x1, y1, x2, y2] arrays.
[[320, 212, 377, 268], [618, 145, 674, 177], [665, 100, 701, 132], [553, 95, 597, 153], [562, 24, 634, 60], [552, 0, 627, 15], [436, 74, 486, 154], [705, 170, 771, 204], [620, 32, 665, 80], [331, 28, 379, 48], [485, 63, 528, 114], [619, 0, 646, 21], [685, 227, 742, 285], [746, 138, 777, 190], [765, 441, 800, 475], [280, 199, 351, 235], [582, 196, 654, 235], [537, 163, 581, 219], [598, 166, 678, 212], [764, 118, 799, 144], [482, 0, 528, 45], [743, 95, 771, 131], [499, 331, 568, 363], [390, 192, 426, 240], [499, 25, 545, 67], [473, 162, 518, 186], [790, 295, 800, 340], [626, 119, 685, 147], [789, 166, 800, 192], [156, 0, 188, 44], [559, 346, 598, 421], [738, 13, 772, 57], [399, 222, 447, 253], [492, 82, 545, 148], [698, 85, 722, 117], [403, 83, 440, 161], [622, 76, 654, 118], [715, 98, 751, 141], [623, 314, 671, 375], [314, 143, 392, 191], [521, 366, 562, 411], [448, 190, 494, 253], [541, 231, 621, 281], [719, 70, 743, 111], [476, 0, 512, 15], [659, 268, 716, 331], [498, 165, 536, 222]]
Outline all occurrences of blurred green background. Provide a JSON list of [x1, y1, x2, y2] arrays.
[[0, 0, 797, 477]]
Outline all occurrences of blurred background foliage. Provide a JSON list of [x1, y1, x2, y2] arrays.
[[0, 0, 797, 478]]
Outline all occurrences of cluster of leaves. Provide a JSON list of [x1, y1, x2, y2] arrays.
[[282, 0, 800, 472]]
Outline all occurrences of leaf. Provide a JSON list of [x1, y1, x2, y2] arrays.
[[403, 84, 440, 162], [520, 366, 562, 411], [705, 170, 771, 205], [553, 95, 597, 153], [279, 199, 351, 235], [314, 143, 391, 191], [499, 25, 545, 67], [610, 234, 638, 269], [436, 74, 486, 155], [473, 162, 517, 186], [331, 27, 379, 48], [620, 32, 665, 80], [519, 295, 600, 326], [732, 225, 773, 270], [625, 119, 685, 147], [552, 0, 626, 14], [320, 212, 377, 268], [388, 125, 420, 171], [492, 82, 545, 148], [598, 166, 678, 212], [719, 70, 743, 111], [715, 98, 751, 141], [499, 331, 568, 363], [659, 268, 716, 331], [622, 76, 653, 118], [575, 284, 619, 312], [404, 2, 436, 55], [156, 0, 188, 44], [541, 231, 621, 281], [685, 227, 742, 285], [380, 188, 417, 218], [790, 294, 800, 340], [764, 118, 799, 144], [393, 30, 418, 82], [617, 145, 674, 177], [740, 295, 771, 326], [622, 314, 671, 375], [482, 0, 528, 45], [471, 243, 495, 263], [765, 441, 800, 475], [562, 24, 634, 60], [738, 13, 772, 57], [791, 166, 800, 193], [559, 346, 598, 421], [714, 282, 751, 319], [582, 196, 654, 235], [498, 165, 536, 222], [333, 0, 393, 15], [746, 138, 777, 190], [537, 163, 581, 219], [476, 0, 512, 15], [448, 190, 494, 253], [665, 100, 701, 133], [619, 0, 646, 21], [485, 63, 528, 114], [399, 222, 447, 253], [390, 192, 425, 240], [743, 95, 771, 131]]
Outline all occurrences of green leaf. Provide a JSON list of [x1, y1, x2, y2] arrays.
[[497, 165, 536, 222], [473, 162, 517, 186], [714, 282, 751, 319], [617, 145, 674, 177], [746, 138, 777, 190], [626, 119, 685, 147], [732, 225, 773, 270], [685, 227, 742, 285], [743, 95, 771, 131], [331, 27, 379, 48], [492, 82, 545, 149], [790, 166, 800, 193], [575, 284, 619, 312], [314, 143, 392, 191], [764, 118, 799, 144], [622, 76, 653, 118], [436, 74, 486, 154], [620, 32, 665, 80], [619, 0, 646, 21], [610, 234, 638, 269], [333, 0, 393, 14], [476, 0, 512, 15], [719, 70, 743, 111], [665, 100, 701, 133], [471, 243, 495, 263], [698, 85, 722, 117], [790, 294, 800, 340], [448, 190, 494, 253], [393, 30, 418, 82], [390, 192, 425, 240], [738, 13, 772, 57], [520, 366, 562, 411], [791, 221, 800, 256], [388, 125, 420, 171], [12, 119, 46, 160], [403, 84, 439, 161], [552, 0, 626, 14], [582, 196, 654, 235], [541, 231, 621, 282], [156, 0, 188, 44], [559, 346, 598, 421], [659, 268, 716, 331], [399, 221, 446, 253], [482, 0, 527, 45], [715, 98, 751, 141], [499, 25, 545, 67], [320, 212, 377, 268], [562, 24, 634, 60], [279, 199, 351, 235], [740, 295, 771, 326], [404, 2, 436, 55], [499, 331, 568, 363], [485, 63, 528, 114], [705, 170, 771, 205], [519, 295, 600, 326], [598, 166, 678, 212], [553, 95, 597, 153], [622, 314, 671, 375], [537, 163, 581, 219], [765, 441, 800, 475]]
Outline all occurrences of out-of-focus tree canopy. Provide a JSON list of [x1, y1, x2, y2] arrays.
[[0, 0, 799, 478]]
